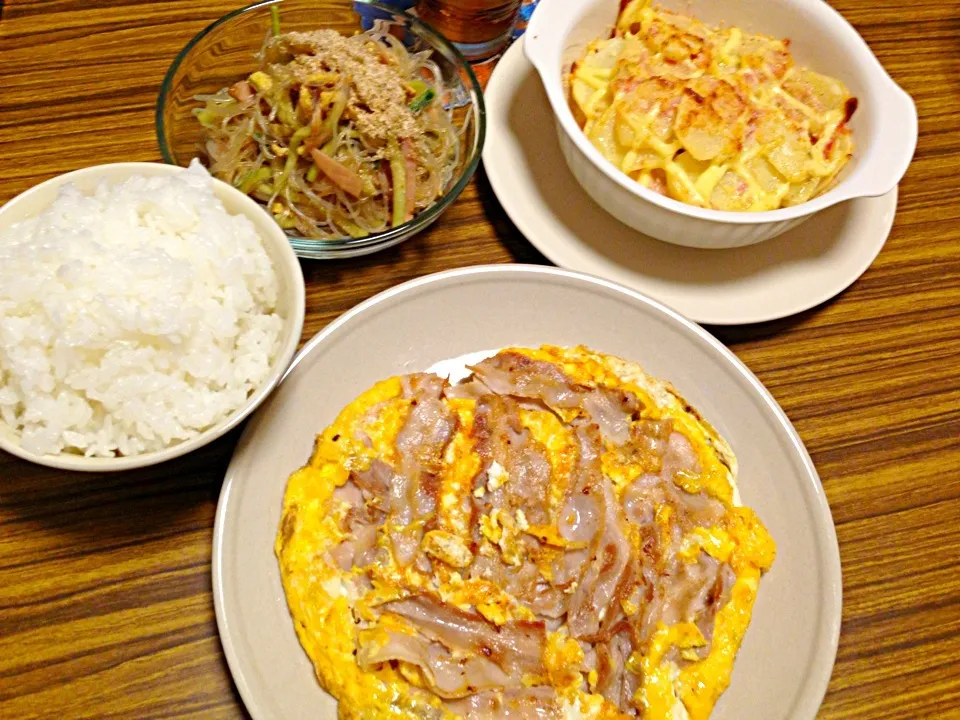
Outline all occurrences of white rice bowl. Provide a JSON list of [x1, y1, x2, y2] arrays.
[[0, 161, 284, 459]]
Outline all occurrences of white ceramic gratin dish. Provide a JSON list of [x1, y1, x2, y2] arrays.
[[524, 0, 918, 249], [0, 162, 306, 472]]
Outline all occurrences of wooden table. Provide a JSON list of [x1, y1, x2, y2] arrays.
[[2, 1, 958, 718]]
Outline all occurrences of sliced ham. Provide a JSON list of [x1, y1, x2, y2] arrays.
[[401, 137, 418, 219], [309, 147, 363, 198], [229, 80, 254, 103], [302, 128, 333, 154]]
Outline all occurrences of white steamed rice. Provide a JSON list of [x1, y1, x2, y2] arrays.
[[0, 161, 283, 458]]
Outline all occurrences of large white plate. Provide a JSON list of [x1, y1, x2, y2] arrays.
[[213, 265, 842, 720], [482, 40, 897, 325]]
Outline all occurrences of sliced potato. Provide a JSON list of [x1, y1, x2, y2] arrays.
[[745, 156, 785, 194], [765, 131, 811, 182], [665, 158, 702, 205], [710, 171, 754, 211], [782, 176, 820, 206], [587, 105, 625, 166], [571, 78, 595, 115], [674, 79, 746, 161], [782, 69, 850, 114]]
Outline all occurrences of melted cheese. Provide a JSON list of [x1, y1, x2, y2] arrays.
[[569, 0, 855, 211]]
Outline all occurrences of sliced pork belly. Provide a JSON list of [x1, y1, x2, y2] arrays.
[[470, 351, 583, 409], [567, 476, 633, 640], [471, 393, 553, 524], [358, 629, 514, 698], [381, 594, 546, 678], [445, 686, 562, 719]]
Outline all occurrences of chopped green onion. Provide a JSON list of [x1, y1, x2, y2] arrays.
[[270, 6, 281, 37], [388, 141, 406, 228], [196, 109, 218, 127], [276, 126, 312, 192], [306, 164, 319, 183], [321, 87, 349, 155], [339, 218, 368, 238], [409, 87, 436, 113], [275, 212, 298, 229], [236, 167, 272, 194]]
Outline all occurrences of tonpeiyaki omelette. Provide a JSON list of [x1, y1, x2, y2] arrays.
[[276, 346, 776, 719]]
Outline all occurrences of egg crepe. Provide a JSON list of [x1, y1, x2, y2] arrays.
[[276, 346, 775, 719]]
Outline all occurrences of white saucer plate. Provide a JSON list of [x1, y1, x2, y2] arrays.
[[482, 40, 897, 326]]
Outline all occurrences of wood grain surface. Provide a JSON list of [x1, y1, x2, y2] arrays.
[[1, 1, 959, 718]]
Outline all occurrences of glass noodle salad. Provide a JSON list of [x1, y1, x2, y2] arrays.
[[195, 10, 465, 240]]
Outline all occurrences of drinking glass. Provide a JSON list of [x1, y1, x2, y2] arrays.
[[416, 0, 523, 60]]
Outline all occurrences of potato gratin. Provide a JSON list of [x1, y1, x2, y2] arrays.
[[276, 346, 775, 719], [569, 0, 857, 211]]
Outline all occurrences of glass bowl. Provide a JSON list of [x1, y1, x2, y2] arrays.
[[156, 0, 485, 259]]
